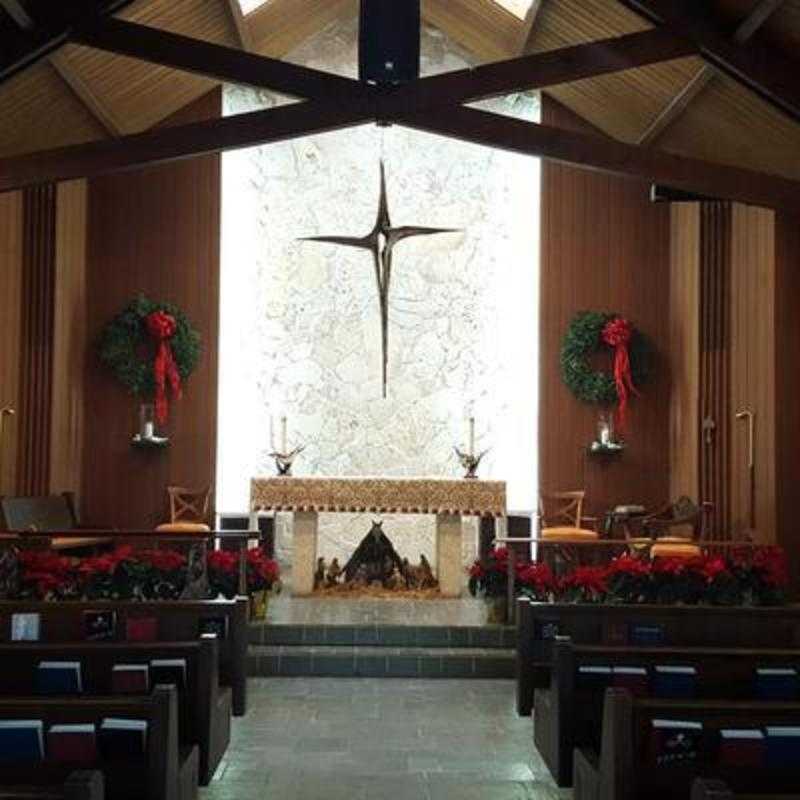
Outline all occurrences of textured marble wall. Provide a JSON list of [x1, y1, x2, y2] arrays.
[[219, 17, 539, 569]]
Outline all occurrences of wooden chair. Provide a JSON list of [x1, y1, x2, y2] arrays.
[[538, 491, 599, 542], [156, 487, 211, 533], [643, 496, 711, 559]]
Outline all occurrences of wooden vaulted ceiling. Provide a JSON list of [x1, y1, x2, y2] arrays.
[[1, 0, 800, 182]]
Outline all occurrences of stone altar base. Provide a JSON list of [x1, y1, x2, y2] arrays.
[[247, 596, 516, 679]]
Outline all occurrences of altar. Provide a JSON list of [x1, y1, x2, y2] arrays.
[[250, 476, 507, 597]]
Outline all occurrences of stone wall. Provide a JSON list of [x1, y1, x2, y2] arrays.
[[218, 16, 539, 568]]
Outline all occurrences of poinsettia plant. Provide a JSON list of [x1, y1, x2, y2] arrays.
[[517, 561, 555, 601], [468, 547, 516, 599], [18, 550, 79, 600], [207, 548, 280, 599], [556, 566, 608, 603]]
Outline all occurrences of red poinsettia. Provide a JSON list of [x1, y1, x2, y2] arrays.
[[557, 566, 607, 603], [18, 550, 76, 600], [517, 561, 555, 601]]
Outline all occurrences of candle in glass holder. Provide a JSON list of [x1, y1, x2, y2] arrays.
[[281, 416, 287, 453], [469, 416, 475, 458]]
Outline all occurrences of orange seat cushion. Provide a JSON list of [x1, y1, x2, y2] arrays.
[[651, 541, 701, 559], [155, 522, 210, 533], [541, 527, 599, 542]]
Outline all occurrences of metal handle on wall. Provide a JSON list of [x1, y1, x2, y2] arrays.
[[735, 409, 755, 469]]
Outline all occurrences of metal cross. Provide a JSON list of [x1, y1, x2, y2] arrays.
[[299, 161, 458, 397]]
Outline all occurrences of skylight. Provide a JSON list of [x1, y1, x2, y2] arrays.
[[494, 0, 535, 19], [237, 0, 268, 14]]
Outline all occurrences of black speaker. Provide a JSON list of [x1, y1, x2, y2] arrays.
[[359, 0, 420, 86]]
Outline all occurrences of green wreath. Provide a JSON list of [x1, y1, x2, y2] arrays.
[[560, 311, 650, 406], [98, 295, 201, 398]]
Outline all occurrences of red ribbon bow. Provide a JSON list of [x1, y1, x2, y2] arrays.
[[601, 317, 639, 431], [146, 310, 181, 425]]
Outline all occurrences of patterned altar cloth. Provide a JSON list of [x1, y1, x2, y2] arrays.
[[250, 477, 506, 518]]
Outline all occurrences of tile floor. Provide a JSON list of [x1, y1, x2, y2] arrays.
[[203, 678, 568, 800]]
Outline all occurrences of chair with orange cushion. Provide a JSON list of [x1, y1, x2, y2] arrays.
[[643, 496, 712, 560], [538, 490, 599, 542], [155, 486, 211, 533]]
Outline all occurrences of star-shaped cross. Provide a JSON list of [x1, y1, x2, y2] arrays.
[[300, 161, 458, 397]]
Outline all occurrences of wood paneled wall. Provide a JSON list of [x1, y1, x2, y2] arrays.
[[729, 205, 776, 542], [774, 211, 800, 586], [81, 90, 221, 529], [539, 97, 672, 516], [50, 180, 88, 498], [668, 204, 700, 502], [0, 192, 23, 497], [16, 185, 56, 496]]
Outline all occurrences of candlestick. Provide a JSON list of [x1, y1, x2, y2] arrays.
[[469, 416, 475, 458], [281, 416, 287, 454]]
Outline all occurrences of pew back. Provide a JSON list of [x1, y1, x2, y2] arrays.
[[0, 771, 104, 800], [0, 638, 229, 785], [538, 636, 800, 787], [0, 599, 248, 715], [0, 687, 181, 800]]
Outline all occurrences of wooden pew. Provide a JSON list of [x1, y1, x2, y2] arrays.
[[0, 599, 248, 716], [691, 778, 797, 800], [537, 636, 800, 786], [0, 771, 104, 800], [0, 638, 230, 786], [573, 689, 800, 800], [0, 686, 196, 800], [516, 597, 800, 716]]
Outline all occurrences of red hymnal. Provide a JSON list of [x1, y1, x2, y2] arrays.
[[47, 724, 97, 765], [719, 729, 765, 768], [125, 617, 158, 642], [111, 664, 149, 694]]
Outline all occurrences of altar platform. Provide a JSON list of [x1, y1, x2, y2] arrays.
[[247, 594, 516, 679]]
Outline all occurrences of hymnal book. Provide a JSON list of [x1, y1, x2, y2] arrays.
[[83, 610, 116, 642], [629, 623, 665, 646], [533, 618, 559, 641], [650, 719, 703, 767], [150, 658, 186, 690], [765, 726, 800, 768], [125, 617, 158, 643], [755, 667, 799, 701], [198, 616, 228, 640], [47, 723, 97, 765], [612, 666, 649, 697], [0, 720, 44, 762], [718, 729, 765, 768], [98, 718, 148, 760], [10, 612, 40, 642], [111, 664, 149, 695], [35, 661, 83, 694], [576, 665, 612, 691], [653, 665, 697, 699]]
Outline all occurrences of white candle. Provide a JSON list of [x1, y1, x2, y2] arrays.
[[281, 416, 287, 453], [144, 422, 154, 440], [269, 416, 275, 450], [469, 416, 475, 458]]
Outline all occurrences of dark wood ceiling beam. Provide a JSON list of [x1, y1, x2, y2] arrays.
[[71, 20, 696, 110], [71, 17, 364, 99], [0, 0, 135, 84], [399, 105, 800, 213], [637, 0, 786, 145], [0, 99, 375, 192], [620, 0, 800, 124]]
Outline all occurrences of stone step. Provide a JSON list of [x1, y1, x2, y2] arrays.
[[248, 644, 516, 679], [249, 622, 516, 649]]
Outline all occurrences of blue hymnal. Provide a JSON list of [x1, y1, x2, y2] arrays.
[[765, 726, 800, 767], [629, 624, 665, 646], [653, 666, 697, 699], [0, 720, 44, 762], [756, 668, 799, 701], [35, 661, 83, 695], [98, 718, 148, 760], [577, 665, 612, 691]]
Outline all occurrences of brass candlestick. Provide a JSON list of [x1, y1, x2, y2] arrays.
[[454, 447, 488, 480], [270, 445, 305, 477]]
